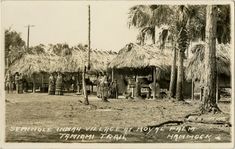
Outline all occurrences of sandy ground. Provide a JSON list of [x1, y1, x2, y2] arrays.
[[5, 93, 232, 143]]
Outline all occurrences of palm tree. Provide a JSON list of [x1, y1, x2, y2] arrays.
[[216, 5, 230, 44], [128, 5, 205, 100], [170, 5, 206, 101], [5, 28, 26, 68], [159, 5, 205, 99], [128, 5, 173, 45], [202, 5, 220, 113]]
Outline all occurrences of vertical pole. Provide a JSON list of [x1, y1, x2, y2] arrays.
[[88, 5, 91, 70], [135, 75, 139, 98], [6, 58, 9, 69], [200, 87, 203, 101], [83, 67, 89, 105], [131, 88, 134, 98], [27, 25, 30, 50], [25, 25, 34, 51], [41, 73, 44, 92], [153, 67, 156, 99], [82, 5, 91, 105], [33, 74, 36, 93], [191, 79, 194, 100], [76, 72, 81, 95]]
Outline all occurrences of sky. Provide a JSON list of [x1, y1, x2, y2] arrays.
[[2, 1, 140, 52]]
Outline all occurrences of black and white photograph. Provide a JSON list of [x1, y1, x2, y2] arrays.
[[0, 0, 234, 148]]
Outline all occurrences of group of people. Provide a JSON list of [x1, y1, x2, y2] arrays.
[[5, 71, 28, 94], [97, 75, 118, 102], [6, 71, 119, 100], [48, 72, 64, 95]]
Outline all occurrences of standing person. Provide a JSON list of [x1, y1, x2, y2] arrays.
[[5, 71, 13, 93], [15, 72, 20, 94], [71, 75, 76, 92], [22, 75, 28, 93], [96, 75, 102, 98], [100, 75, 109, 102], [18, 73, 23, 94], [55, 72, 63, 95], [114, 80, 118, 99], [149, 81, 160, 98], [48, 73, 56, 95], [110, 80, 118, 99]]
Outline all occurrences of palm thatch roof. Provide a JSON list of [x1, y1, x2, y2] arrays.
[[185, 43, 231, 81], [9, 44, 117, 75], [108, 43, 174, 80], [9, 52, 51, 76], [109, 43, 172, 70]]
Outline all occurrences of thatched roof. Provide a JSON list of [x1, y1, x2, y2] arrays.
[[9, 44, 117, 75], [9, 53, 51, 76], [68, 47, 117, 73], [185, 43, 231, 81], [109, 43, 172, 71]]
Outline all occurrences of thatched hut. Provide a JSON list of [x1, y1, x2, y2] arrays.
[[109, 43, 178, 98], [8, 44, 117, 93], [185, 42, 231, 100], [8, 52, 52, 92]]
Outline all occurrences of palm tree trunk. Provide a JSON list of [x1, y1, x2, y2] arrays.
[[202, 5, 220, 113], [176, 50, 184, 101], [169, 47, 177, 98]]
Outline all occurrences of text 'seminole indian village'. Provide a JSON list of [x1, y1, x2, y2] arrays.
[[1, 1, 234, 148]]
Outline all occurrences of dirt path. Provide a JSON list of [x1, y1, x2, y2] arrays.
[[5, 93, 232, 143]]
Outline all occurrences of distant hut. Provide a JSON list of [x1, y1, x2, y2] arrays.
[[185, 43, 231, 100], [109, 43, 177, 98], [8, 52, 51, 92], [70, 46, 117, 93], [8, 43, 117, 94]]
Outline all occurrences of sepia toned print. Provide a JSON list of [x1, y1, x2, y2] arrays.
[[1, 1, 234, 148]]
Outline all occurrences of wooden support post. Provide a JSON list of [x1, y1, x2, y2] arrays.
[[216, 74, 219, 103], [153, 67, 156, 99], [135, 75, 140, 98], [32, 74, 36, 93], [131, 88, 134, 98], [191, 79, 194, 100], [200, 87, 203, 101], [41, 73, 44, 92]]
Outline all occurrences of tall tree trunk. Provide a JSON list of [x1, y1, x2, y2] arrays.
[[169, 47, 177, 98], [202, 5, 220, 113], [82, 67, 89, 105], [176, 50, 184, 101]]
